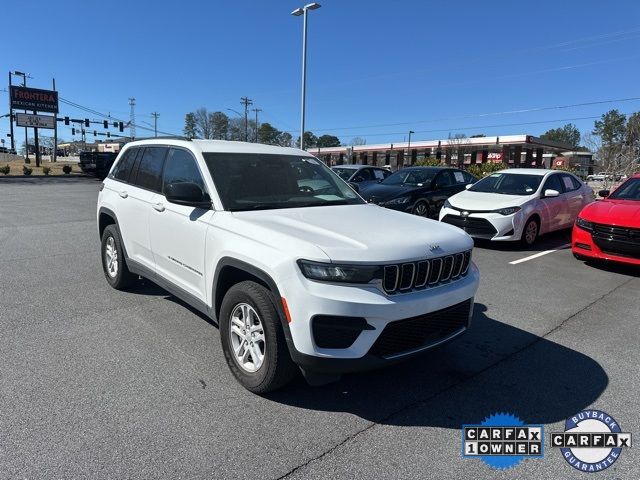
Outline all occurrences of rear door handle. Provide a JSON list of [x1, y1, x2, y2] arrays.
[[152, 203, 165, 212], [119, 190, 128, 198]]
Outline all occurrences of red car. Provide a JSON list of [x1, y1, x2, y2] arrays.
[[572, 173, 640, 266]]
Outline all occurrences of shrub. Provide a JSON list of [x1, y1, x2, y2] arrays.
[[62, 164, 72, 174], [0, 165, 9, 175], [42, 166, 51, 175], [23, 165, 33, 175], [467, 162, 507, 179], [414, 158, 443, 167]]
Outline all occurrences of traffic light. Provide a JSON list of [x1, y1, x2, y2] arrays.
[[72, 128, 76, 135], [64, 117, 70, 125], [84, 119, 90, 127], [93, 131, 97, 137], [103, 120, 108, 129], [118, 122, 124, 132], [107, 132, 111, 138]]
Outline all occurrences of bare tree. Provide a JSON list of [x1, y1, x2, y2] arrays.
[[446, 133, 471, 168], [350, 137, 366, 146], [194, 108, 213, 139], [583, 132, 638, 187]]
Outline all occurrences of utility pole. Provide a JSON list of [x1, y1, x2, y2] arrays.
[[151, 112, 160, 137], [252, 108, 262, 143], [128, 97, 136, 140], [407, 130, 414, 166], [240, 97, 253, 142], [8, 72, 14, 153]]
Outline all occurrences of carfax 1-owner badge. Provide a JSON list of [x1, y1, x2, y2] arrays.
[[551, 409, 632, 472]]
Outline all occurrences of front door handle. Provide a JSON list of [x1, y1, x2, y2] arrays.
[[152, 203, 165, 212], [119, 190, 128, 198]]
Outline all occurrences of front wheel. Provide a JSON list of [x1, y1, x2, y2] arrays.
[[101, 224, 136, 290], [219, 281, 297, 394], [520, 217, 539, 247], [412, 200, 430, 217]]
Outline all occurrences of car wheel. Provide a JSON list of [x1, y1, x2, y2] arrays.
[[101, 224, 136, 290], [412, 200, 430, 217], [219, 281, 297, 394], [520, 217, 539, 247]]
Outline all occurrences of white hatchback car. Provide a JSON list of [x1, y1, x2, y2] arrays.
[[439, 168, 594, 246]]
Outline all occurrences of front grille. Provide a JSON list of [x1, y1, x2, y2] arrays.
[[442, 214, 498, 237], [592, 223, 640, 258], [369, 299, 472, 358], [382, 250, 471, 294]]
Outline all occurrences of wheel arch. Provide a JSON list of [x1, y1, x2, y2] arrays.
[[98, 207, 118, 239]]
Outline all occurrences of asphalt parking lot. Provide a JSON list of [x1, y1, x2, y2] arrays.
[[1, 177, 639, 479]]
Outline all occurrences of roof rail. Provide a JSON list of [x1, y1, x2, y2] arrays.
[[136, 135, 192, 141]]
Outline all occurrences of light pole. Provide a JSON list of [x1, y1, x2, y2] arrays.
[[11, 71, 31, 162], [291, 2, 321, 150], [407, 130, 414, 166], [252, 108, 262, 143]]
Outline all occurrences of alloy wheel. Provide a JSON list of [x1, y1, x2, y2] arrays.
[[229, 303, 266, 373], [525, 221, 538, 245], [104, 236, 118, 277]]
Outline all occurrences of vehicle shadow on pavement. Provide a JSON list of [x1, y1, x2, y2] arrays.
[[265, 303, 608, 428], [578, 260, 640, 278], [474, 229, 572, 253]]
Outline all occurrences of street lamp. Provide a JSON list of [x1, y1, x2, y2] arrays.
[[291, 2, 321, 150], [407, 130, 414, 165], [10, 71, 31, 161]]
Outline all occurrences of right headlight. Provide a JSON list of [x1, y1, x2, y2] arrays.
[[297, 260, 380, 283], [575, 217, 593, 232]]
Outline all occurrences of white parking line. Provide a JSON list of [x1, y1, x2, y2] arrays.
[[509, 243, 572, 265]]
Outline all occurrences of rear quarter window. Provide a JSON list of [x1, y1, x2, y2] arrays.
[[110, 148, 139, 182]]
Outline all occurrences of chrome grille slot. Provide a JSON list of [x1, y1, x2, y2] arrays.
[[452, 253, 464, 278], [441, 255, 454, 282], [414, 261, 429, 288], [383, 265, 399, 292], [428, 258, 443, 285], [399, 263, 415, 290]]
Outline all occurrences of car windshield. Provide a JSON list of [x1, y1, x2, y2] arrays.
[[203, 153, 363, 211], [469, 173, 543, 195], [609, 178, 640, 200], [381, 169, 436, 186], [332, 167, 357, 181]]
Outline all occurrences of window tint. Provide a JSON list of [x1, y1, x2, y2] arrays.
[[561, 173, 581, 191], [434, 171, 454, 188], [132, 147, 166, 192], [373, 168, 387, 180], [543, 174, 563, 193], [163, 148, 205, 193], [463, 172, 477, 184], [111, 148, 138, 182], [355, 168, 374, 181]]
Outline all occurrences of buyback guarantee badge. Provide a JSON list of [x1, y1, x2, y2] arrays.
[[552, 409, 632, 473], [462, 412, 544, 470]]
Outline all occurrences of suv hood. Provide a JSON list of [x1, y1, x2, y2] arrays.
[[228, 204, 473, 263], [448, 189, 532, 211], [580, 199, 640, 226]]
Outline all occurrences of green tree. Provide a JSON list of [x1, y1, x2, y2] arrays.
[[593, 109, 626, 146], [276, 131, 293, 147], [470, 134, 486, 138], [258, 122, 281, 145], [316, 135, 341, 148], [210, 111, 229, 140], [184, 113, 197, 139], [540, 123, 581, 148], [296, 131, 318, 149]]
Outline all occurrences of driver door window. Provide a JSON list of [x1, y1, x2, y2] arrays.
[[162, 148, 206, 193]]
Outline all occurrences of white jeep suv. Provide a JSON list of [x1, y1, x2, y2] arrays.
[[97, 139, 479, 393]]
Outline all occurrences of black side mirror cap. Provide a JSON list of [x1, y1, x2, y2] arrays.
[[165, 182, 212, 208], [598, 189, 610, 198]]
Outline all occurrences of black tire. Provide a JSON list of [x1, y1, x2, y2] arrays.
[[219, 281, 297, 394], [520, 217, 539, 247], [101, 224, 136, 290], [412, 200, 430, 217]]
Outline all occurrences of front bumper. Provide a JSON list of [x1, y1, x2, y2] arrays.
[[572, 225, 640, 266], [280, 262, 480, 372], [439, 207, 524, 241]]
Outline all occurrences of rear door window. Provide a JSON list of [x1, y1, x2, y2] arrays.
[[131, 147, 167, 192], [543, 174, 564, 193], [110, 148, 139, 182]]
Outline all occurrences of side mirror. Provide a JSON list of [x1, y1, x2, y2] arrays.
[[349, 182, 360, 193], [543, 189, 560, 198], [165, 182, 211, 208], [598, 189, 610, 198], [465, 184, 473, 190], [352, 176, 364, 183]]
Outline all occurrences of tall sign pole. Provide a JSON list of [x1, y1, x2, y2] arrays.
[[8, 72, 14, 152], [52, 78, 57, 162]]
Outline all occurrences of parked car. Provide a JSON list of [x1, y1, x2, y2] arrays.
[[97, 139, 479, 393], [572, 173, 640, 266], [439, 168, 594, 246], [359, 167, 477, 218], [331, 164, 391, 189], [586, 172, 615, 182], [79, 151, 119, 179]]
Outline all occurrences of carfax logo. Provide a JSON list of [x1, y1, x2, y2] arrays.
[[552, 409, 632, 473], [462, 412, 544, 470]]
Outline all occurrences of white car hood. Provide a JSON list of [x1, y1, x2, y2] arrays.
[[228, 204, 473, 263], [448, 189, 533, 211]]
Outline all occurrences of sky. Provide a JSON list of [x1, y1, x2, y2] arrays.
[[2, 0, 640, 148]]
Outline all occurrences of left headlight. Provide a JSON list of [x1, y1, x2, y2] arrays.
[[495, 206, 521, 215], [382, 196, 411, 206], [575, 217, 593, 232], [297, 260, 380, 283]]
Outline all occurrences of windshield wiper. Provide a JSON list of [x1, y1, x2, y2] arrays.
[[230, 203, 285, 212]]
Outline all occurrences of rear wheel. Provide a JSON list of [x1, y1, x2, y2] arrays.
[[520, 217, 539, 247], [101, 224, 136, 290], [412, 200, 430, 217], [219, 281, 297, 394]]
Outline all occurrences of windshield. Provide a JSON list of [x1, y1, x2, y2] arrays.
[[382, 169, 436, 186], [203, 153, 363, 211], [332, 167, 356, 181], [609, 178, 640, 200], [469, 173, 543, 195]]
